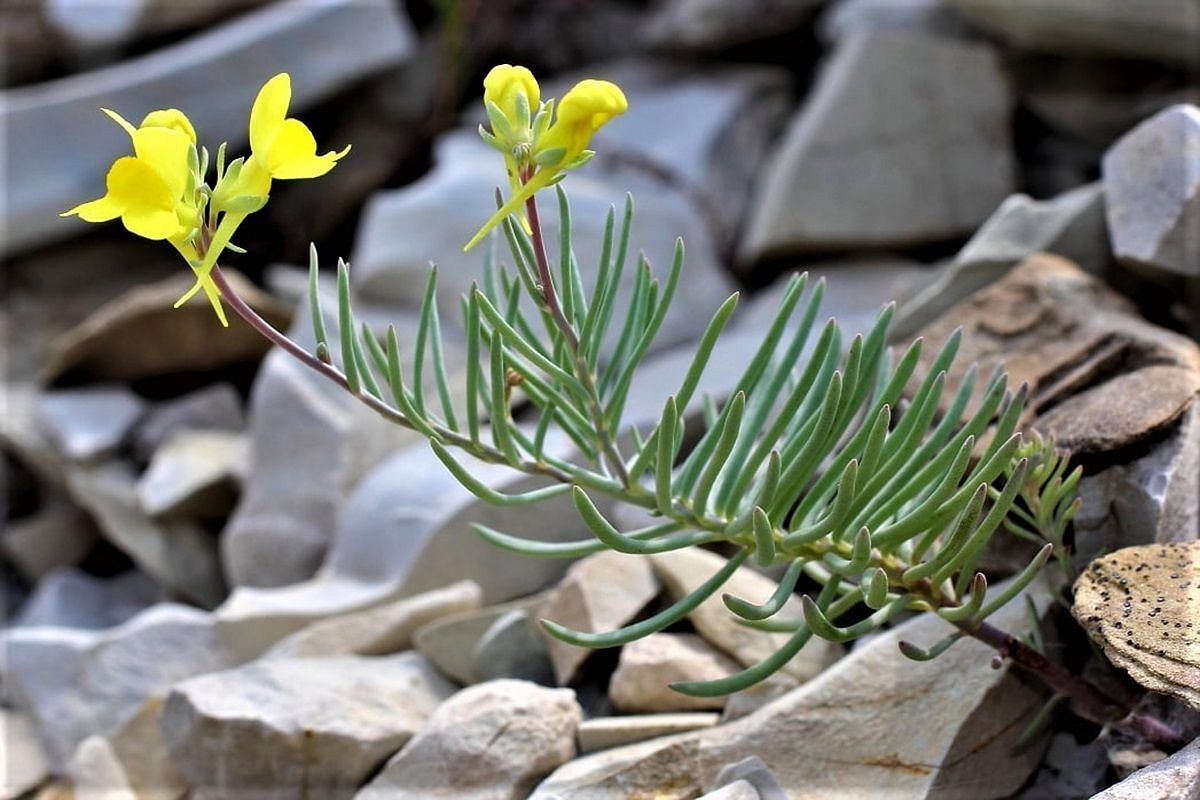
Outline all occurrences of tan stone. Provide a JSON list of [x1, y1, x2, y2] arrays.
[[609, 634, 740, 713]]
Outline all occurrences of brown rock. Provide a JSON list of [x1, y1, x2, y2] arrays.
[[609, 634, 740, 713]]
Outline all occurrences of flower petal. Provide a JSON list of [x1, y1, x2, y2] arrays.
[[483, 64, 540, 123], [62, 195, 123, 221], [101, 108, 138, 138], [250, 73, 291, 156], [542, 79, 628, 159], [121, 205, 180, 240], [132, 126, 192, 200], [141, 108, 197, 143]]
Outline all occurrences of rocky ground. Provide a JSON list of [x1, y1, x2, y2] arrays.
[[2, 0, 1199, 798]]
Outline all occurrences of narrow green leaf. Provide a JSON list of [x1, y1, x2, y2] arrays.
[[308, 243, 329, 356], [337, 259, 359, 394]]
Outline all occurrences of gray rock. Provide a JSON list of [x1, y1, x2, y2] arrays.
[[356, 679, 581, 800], [699, 781, 760, 800], [413, 593, 549, 685], [12, 567, 160, 630], [710, 756, 788, 800], [35, 386, 146, 462], [609, 633, 740, 713], [1, 497, 97, 582], [69, 736, 137, 800], [263, 579, 482, 660], [641, 0, 822, 51], [1, 709, 49, 799], [1103, 104, 1200, 279], [1091, 736, 1200, 800], [577, 713, 720, 754], [819, 0, 973, 43], [947, 0, 1200, 66], [162, 653, 454, 800], [3, 0, 416, 256], [137, 429, 246, 518], [537, 550, 661, 685], [44, 0, 270, 53], [472, 608, 555, 685], [132, 383, 244, 463], [102, 696, 187, 800], [740, 31, 1014, 262], [1016, 733, 1109, 800], [351, 131, 732, 358], [893, 182, 1109, 340], [2, 603, 236, 771]]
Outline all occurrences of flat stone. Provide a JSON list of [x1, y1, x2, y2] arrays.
[[12, 567, 160, 630], [132, 383, 245, 463], [649, 548, 843, 682], [2, 604, 237, 771], [161, 653, 454, 799], [947, 0, 1200, 66], [578, 713, 720, 753], [2, 498, 98, 582], [45, 0, 271, 53], [43, 271, 290, 385], [610, 633, 740, 713], [699, 781, 761, 800], [356, 680, 581, 800], [709, 756, 789, 800], [3, 0, 415, 256], [35, 386, 145, 462], [537, 550, 661, 685], [1, 709, 49, 799], [264, 579, 482, 660], [1103, 104, 1200, 279], [1091, 736, 1200, 800], [641, 0, 822, 51], [1073, 541, 1200, 711], [413, 593, 548, 685], [740, 31, 1013, 261], [472, 608, 555, 685], [137, 430, 245, 519]]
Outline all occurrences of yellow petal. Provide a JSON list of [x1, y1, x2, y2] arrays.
[[483, 64, 540, 121], [196, 271, 229, 327], [542, 79, 628, 158], [250, 73, 291, 156], [62, 195, 123, 221], [121, 204, 180, 240], [141, 108, 197, 143], [132, 126, 192, 200], [101, 107, 138, 138], [175, 211, 248, 307], [266, 119, 349, 178], [102, 156, 181, 240]]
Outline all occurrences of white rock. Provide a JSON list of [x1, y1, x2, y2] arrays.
[[161, 653, 455, 799], [263, 579, 482, 659], [45, 0, 270, 52], [1091, 737, 1200, 800], [947, 0, 1200, 66], [1, 497, 97, 581], [3, 0, 416, 256], [578, 713, 720, 754], [537, 550, 661, 685], [1, 709, 48, 799], [1103, 104, 1200, 279], [132, 382, 244, 462], [69, 736, 137, 800], [12, 567, 160, 630], [819, 0, 973, 43], [472, 608, 555, 684], [413, 592, 549, 685], [700, 781, 760, 800], [103, 696, 187, 800], [2, 603, 236, 771], [35, 386, 145, 462], [356, 679, 581, 800], [709, 756, 789, 800], [740, 31, 1014, 261], [610, 633, 740, 713], [137, 429, 246, 518]]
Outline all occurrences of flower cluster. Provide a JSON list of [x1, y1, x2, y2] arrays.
[[465, 64, 627, 251], [62, 73, 349, 325]]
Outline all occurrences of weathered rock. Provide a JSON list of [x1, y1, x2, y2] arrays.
[[264, 580, 482, 660], [649, 548, 842, 682], [12, 567, 160, 630], [532, 580, 1052, 799], [894, 183, 1109, 339], [356, 680, 581, 799], [641, 0, 822, 51], [702, 781, 760, 800], [947, 0, 1200, 66], [538, 550, 661, 685], [1103, 104, 1200, 280], [413, 593, 549, 685], [35, 386, 145, 462], [43, 271, 289, 385], [104, 696, 187, 800], [1, 709, 48, 799], [911, 254, 1200, 456], [1016, 733, 1110, 800], [819, 0, 973, 43], [578, 713, 720, 753], [610, 633, 740, 713], [4, 0, 416, 256], [2, 604, 236, 770], [1091, 736, 1200, 800], [137, 429, 245, 519], [472, 608, 555, 685], [132, 382, 245, 463], [44, 0, 268, 53], [1, 498, 98, 582], [161, 653, 453, 799], [69, 736, 137, 800], [709, 756, 789, 800], [1073, 541, 1200, 711], [740, 31, 1013, 261]]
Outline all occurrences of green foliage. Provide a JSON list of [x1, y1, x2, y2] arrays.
[[307, 188, 1075, 695]]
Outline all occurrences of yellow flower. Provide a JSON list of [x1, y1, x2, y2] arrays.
[[484, 64, 539, 124], [465, 74, 626, 251]]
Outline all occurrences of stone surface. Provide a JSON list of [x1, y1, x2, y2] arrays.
[[1, 709, 48, 800], [2, 604, 236, 770], [45, 0, 268, 53], [894, 182, 1109, 340], [537, 550, 661, 685], [356, 680, 581, 799], [12, 567, 160, 630], [609, 633, 740, 713], [132, 382, 245, 462], [3, 0, 416, 256], [2, 498, 98, 582], [532, 580, 1052, 799], [43, 271, 289, 385], [947, 0, 1200, 65], [578, 713, 721, 753], [161, 653, 453, 799], [911, 254, 1200, 456], [264, 580, 482, 660], [1073, 541, 1200, 711], [819, 0, 973, 43], [710, 756, 789, 800], [35, 386, 146, 462], [1103, 104, 1200, 280], [413, 593, 548, 685], [649, 548, 842, 682], [69, 737, 136, 800], [472, 608, 555, 685], [1016, 733, 1110, 800], [1091, 737, 1200, 800], [104, 696, 187, 800], [137, 429, 245, 519], [641, 0, 822, 51], [740, 31, 1013, 261], [700, 781, 761, 800]]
